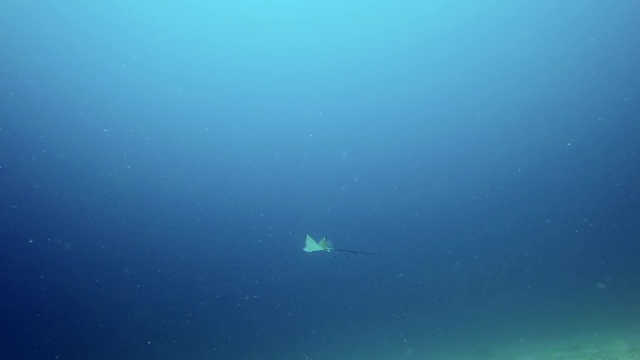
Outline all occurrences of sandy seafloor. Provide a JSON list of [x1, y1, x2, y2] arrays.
[[332, 329, 640, 360], [446, 332, 640, 360], [284, 314, 640, 360], [145, 306, 640, 360]]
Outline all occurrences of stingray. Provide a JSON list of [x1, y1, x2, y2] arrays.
[[303, 234, 380, 256]]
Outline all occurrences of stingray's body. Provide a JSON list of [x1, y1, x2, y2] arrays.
[[303, 234, 380, 256]]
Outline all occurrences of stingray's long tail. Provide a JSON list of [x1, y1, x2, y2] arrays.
[[332, 248, 380, 256]]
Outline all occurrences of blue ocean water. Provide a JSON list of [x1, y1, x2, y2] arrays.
[[1, 0, 639, 359]]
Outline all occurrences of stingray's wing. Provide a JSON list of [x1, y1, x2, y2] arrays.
[[303, 234, 329, 252]]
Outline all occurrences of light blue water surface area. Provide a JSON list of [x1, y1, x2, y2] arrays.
[[1, 0, 639, 359]]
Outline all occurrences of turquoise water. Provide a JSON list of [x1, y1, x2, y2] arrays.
[[1, 1, 639, 358]]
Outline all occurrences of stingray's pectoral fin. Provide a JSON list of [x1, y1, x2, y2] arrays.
[[303, 234, 332, 252]]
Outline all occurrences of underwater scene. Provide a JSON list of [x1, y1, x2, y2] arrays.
[[1, 0, 639, 359]]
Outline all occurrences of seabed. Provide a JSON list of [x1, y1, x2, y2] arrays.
[[326, 324, 640, 360], [490, 332, 640, 360]]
